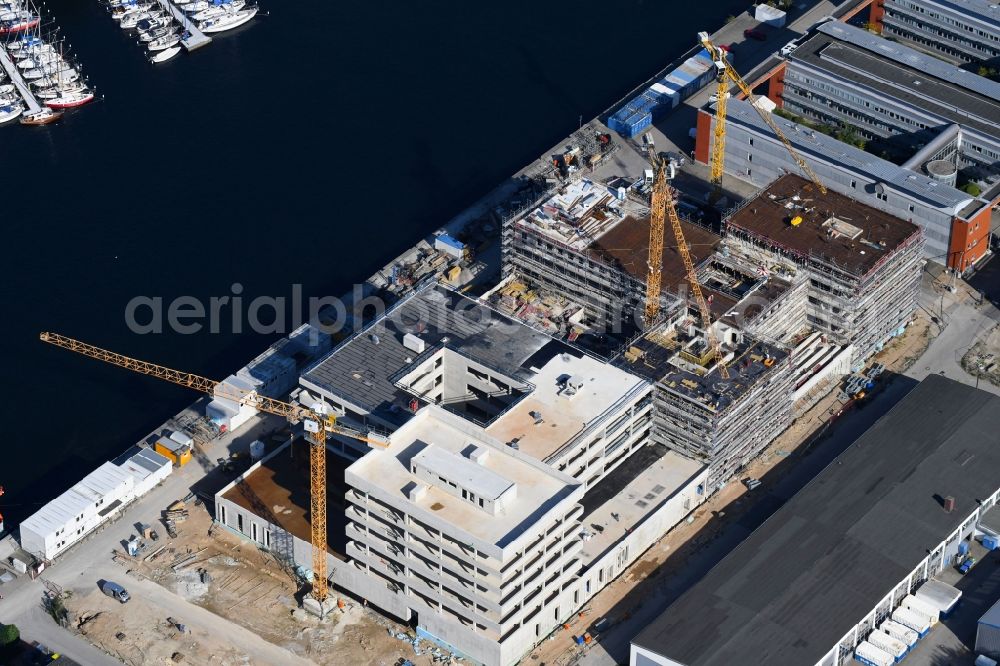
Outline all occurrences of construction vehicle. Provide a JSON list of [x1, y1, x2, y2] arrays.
[[39, 331, 388, 612], [698, 31, 827, 201], [644, 150, 730, 379]]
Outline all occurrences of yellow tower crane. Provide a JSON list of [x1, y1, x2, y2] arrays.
[[698, 31, 827, 199], [39, 331, 387, 610], [644, 152, 730, 379]]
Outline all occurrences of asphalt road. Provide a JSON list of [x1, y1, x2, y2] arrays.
[[572, 268, 1000, 665], [0, 409, 313, 666]]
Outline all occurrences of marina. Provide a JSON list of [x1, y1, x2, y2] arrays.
[[100, 0, 263, 60], [0, 2, 96, 127], [0, 39, 40, 114], [153, 0, 211, 51]]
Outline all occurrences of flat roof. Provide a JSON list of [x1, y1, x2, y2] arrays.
[[301, 284, 575, 427], [485, 350, 648, 463], [922, 0, 1000, 26], [792, 22, 1000, 137], [346, 406, 581, 552], [725, 174, 921, 277], [412, 446, 514, 501], [620, 331, 789, 415], [578, 444, 704, 566], [220, 440, 351, 558], [21, 462, 133, 538], [724, 98, 979, 215], [633, 375, 1000, 666], [517, 178, 629, 251], [817, 21, 1000, 102], [591, 215, 722, 296]]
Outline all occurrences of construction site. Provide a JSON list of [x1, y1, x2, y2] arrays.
[[2, 8, 966, 666]]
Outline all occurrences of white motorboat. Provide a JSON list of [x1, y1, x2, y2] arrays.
[[149, 44, 181, 62], [189, 0, 243, 21], [111, 3, 153, 19], [0, 103, 23, 124], [119, 10, 164, 28], [139, 25, 176, 42], [198, 5, 255, 32], [0, 83, 13, 95], [147, 33, 181, 51], [134, 15, 171, 31]]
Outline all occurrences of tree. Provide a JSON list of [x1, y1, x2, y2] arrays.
[[0, 623, 19, 647], [961, 182, 982, 197]]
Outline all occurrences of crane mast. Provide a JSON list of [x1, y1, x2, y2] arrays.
[[39, 331, 385, 606], [644, 157, 730, 379], [698, 32, 827, 198]]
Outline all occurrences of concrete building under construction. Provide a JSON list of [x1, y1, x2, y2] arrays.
[[617, 322, 794, 490], [500, 177, 810, 344], [722, 175, 925, 366]]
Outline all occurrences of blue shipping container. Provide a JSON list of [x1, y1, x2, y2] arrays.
[[669, 68, 695, 85]]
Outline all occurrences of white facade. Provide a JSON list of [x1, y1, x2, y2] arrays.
[[207, 375, 259, 433], [20, 462, 135, 561], [340, 407, 585, 666], [117, 447, 173, 496]]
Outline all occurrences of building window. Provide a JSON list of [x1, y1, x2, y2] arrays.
[[851, 180, 857, 189], [746, 168, 752, 177], [908, 205, 914, 212]]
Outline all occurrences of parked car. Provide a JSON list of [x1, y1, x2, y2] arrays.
[[958, 556, 977, 574], [743, 477, 762, 490], [744, 28, 767, 41], [101, 580, 130, 603]]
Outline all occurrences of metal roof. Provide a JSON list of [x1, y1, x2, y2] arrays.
[[20, 462, 133, 537], [725, 98, 976, 212], [897, 0, 1000, 27], [816, 21, 1000, 103], [632, 375, 1000, 666], [982, 598, 1000, 629], [301, 284, 573, 426]]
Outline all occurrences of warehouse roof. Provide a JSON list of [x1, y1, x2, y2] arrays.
[[725, 174, 922, 277], [724, 99, 979, 215], [632, 375, 1000, 666]]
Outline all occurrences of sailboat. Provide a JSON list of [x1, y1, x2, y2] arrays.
[[198, 5, 255, 33]]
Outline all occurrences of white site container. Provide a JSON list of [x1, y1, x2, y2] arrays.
[[880, 619, 919, 647], [915, 579, 962, 616], [893, 607, 931, 635], [903, 594, 940, 625], [854, 640, 895, 666], [867, 630, 907, 660], [168, 430, 194, 448]]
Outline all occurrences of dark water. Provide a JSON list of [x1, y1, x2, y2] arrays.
[[0, 0, 746, 527]]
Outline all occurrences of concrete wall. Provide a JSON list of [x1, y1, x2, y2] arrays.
[[630, 644, 686, 666], [575, 465, 709, 606]]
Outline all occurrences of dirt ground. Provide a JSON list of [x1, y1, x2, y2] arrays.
[[64, 311, 938, 666], [71, 501, 457, 666], [528, 310, 935, 666]]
